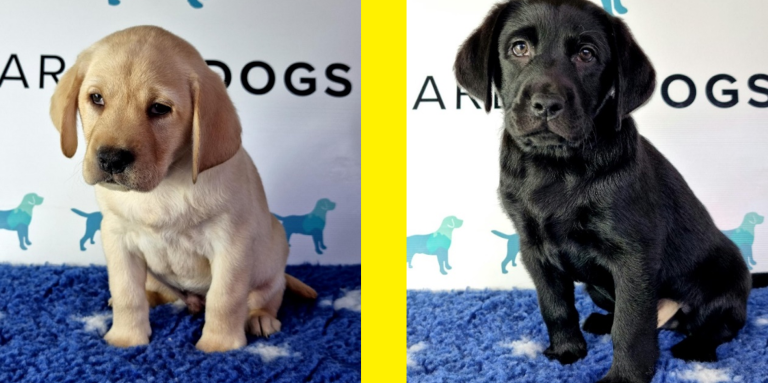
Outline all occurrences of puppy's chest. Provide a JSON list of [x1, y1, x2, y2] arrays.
[[126, 224, 214, 294], [503, 169, 617, 262], [109, 193, 221, 295]]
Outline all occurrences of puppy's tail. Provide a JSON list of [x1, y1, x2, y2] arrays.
[[71, 208, 90, 217], [285, 273, 318, 299], [273, 213, 286, 221], [752, 273, 768, 289]]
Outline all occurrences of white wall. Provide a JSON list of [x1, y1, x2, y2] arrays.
[[407, 0, 768, 289], [0, 0, 360, 265]]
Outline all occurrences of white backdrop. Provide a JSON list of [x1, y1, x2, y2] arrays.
[[407, 0, 768, 290], [0, 0, 360, 265]]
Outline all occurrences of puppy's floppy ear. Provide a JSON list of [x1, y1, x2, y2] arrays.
[[454, 2, 518, 113], [50, 54, 89, 158], [610, 17, 655, 124], [190, 69, 242, 183]]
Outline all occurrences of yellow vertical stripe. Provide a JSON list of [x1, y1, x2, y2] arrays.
[[362, 0, 406, 381]]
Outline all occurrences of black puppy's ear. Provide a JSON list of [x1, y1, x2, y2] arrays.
[[454, 2, 515, 113], [610, 17, 656, 123]]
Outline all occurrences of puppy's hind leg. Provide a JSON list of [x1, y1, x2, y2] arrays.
[[247, 276, 285, 338], [671, 299, 746, 362], [145, 273, 184, 309], [582, 284, 615, 335]]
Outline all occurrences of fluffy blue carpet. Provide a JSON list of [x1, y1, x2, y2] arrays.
[[407, 286, 768, 383], [0, 264, 360, 383]]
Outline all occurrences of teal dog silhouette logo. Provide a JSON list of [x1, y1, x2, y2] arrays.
[[109, 0, 205, 9], [0, 193, 43, 250], [491, 230, 520, 274], [722, 212, 764, 270], [407, 216, 463, 275], [71, 209, 103, 251], [274, 198, 336, 255], [601, 0, 628, 15]]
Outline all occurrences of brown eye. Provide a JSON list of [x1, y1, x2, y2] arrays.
[[511, 41, 530, 57], [578, 47, 595, 62], [91, 93, 104, 106], [148, 103, 171, 116]]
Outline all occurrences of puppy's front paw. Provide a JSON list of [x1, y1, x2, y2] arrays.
[[247, 309, 282, 338], [196, 331, 247, 353], [543, 340, 587, 364], [103, 327, 149, 348]]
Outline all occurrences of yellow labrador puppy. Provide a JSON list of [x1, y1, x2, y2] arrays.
[[49, 26, 316, 352]]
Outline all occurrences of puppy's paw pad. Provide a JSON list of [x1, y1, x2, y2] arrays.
[[247, 310, 281, 337], [543, 342, 587, 365], [671, 340, 717, 362], [582, 313, 613, 335]]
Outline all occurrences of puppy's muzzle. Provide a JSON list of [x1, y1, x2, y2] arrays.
[[98, 147, 135, 175]]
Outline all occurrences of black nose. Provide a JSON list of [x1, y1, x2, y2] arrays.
[[531, 94, 565, 119], [97, 147, 135, 174]]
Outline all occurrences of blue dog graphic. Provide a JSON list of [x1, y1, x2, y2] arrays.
[[0, 193, 44, 250], [71, 209, 103, 251], [108, 0, 204, 8], [722, 212, 764, 270], [273, 198, 336, 255], [601, 0, 628, 15], [407, 216, 463, 275], [491, 230, 521, 274]]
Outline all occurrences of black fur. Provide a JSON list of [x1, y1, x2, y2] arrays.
[[454, 1, 761, 382]]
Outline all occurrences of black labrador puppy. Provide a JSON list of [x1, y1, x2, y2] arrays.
[[454, 1, 762, 382]]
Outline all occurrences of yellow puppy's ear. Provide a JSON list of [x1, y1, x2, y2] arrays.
[[50, 56, 87, 158], [190, 70, 242, 183]]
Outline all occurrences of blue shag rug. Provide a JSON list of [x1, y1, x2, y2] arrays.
[[0, 264, 360, 383], [407, 286, 768, 383]]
